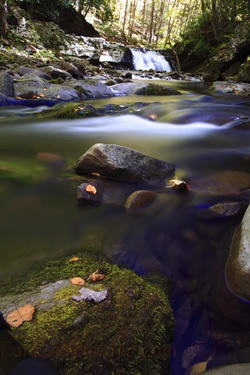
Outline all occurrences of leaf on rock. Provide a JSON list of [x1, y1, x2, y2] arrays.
[[85, 184, 97, 195], [167, 179, 191, 192], [72, 287, 108, 303], [68, 257, 82, 263], [190, 361, 208, 375], [87, 270, 105, 282], [70, 277, 85, 286], [6, 304, 35, 328]]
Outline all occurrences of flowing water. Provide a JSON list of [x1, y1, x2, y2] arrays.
[[0, 80, 250, 374]]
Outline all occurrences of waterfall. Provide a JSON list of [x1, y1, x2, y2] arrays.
[[131, 49, 172, 71]]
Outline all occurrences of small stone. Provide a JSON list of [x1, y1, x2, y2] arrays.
[[125, 190, 157, 211], [77, 180, 103, 204]]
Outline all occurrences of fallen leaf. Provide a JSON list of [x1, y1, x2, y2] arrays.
[[72, 287, 108, 303], [190, 361, 208, 375], [6, 304, 35, 328], [168, 179, 191, 192], [68, 257, 81, 263], [87, 270, 105, 282], [85, 184, 97, 195], [71, 277, 85, 286]]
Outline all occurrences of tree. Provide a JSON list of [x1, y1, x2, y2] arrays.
[[0, 0, 7, 36]]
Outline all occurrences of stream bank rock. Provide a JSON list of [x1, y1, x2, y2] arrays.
[[225, 204, 250, 301], [72, 143, 175, 182], [0, 251, 174, 375]]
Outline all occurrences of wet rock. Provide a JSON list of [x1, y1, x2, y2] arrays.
[[209, 81, 250, 95], [0, 72, 14, 97], [190, 171, 250, 196], [134, 83, 181, 96], [72, 143, 175, 182], [225, 205, 250, 301], [43, 66, 73, 80], [14, 76, 80, 101], [16, 66, 52, 80], [124, 190, 158, 211], [77, 181, 103, 205], [237, 60, 250, 83], [203, 363, 250, 374], [200, 202, 248, 219], [67, 78, 119, 98], [232, 121, 250, 130]]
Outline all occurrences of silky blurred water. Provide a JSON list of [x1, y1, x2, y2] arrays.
[[0, 83, 250, 374]]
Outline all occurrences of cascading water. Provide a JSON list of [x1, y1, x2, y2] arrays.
[[131, 48, 172, 71]]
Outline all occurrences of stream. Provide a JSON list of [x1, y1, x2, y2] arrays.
[[0, 79, 250, 374]]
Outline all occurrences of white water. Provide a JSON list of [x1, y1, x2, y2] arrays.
[[131, 49, 172, 71]]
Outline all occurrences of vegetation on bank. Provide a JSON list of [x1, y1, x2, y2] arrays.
[[0, 250, 175, 375]]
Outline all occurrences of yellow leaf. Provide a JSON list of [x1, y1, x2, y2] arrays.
[[68, 257, 81, 263], [71, 277, 85, 286], [87, 270, 105, 282], [190, 361, 208, 375], [6, 304, 35, 328], [85, 184, 97, 195]]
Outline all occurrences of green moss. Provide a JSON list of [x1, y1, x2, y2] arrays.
[[33, 102, 101, 120], [135, 84, 180, 96], [0, 251, 174, 375]]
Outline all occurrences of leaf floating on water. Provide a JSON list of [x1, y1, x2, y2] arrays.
[[72, 287, 108, 303], [68, 257, 82, 263], [85, 184, 97, 195], [87, 270, 105, 282], [6, 304, 35, 328], [71, 277, 85, 286]]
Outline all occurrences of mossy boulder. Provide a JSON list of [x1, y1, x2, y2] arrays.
[[33, 102, 101, 120], [134, 84, 181, 96], [0, 251, 174, 375], [237, 59, 250, 83]]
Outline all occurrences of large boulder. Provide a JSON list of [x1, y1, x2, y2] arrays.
[[0, 72, 14, 97], [0, 251, 174, 375], [225, 205, 250, 301], [72, 143, 175, 182]]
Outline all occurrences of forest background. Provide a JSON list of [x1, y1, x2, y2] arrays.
[[0, 0, 250, 70]]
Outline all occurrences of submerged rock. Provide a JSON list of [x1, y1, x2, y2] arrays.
[[225, 204, 250, 301], [125, 190, 158, 211], [72, 143, 175, 182]]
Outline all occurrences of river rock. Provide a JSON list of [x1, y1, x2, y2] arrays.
[[125, 190, 158, 211], [203, 363, 250, 374], [0, 72, 14, 97], [225, 205, 250, 301], [209, 81, 250, 95], [72, 143, 175, 182], [16, 66, 52, 81]]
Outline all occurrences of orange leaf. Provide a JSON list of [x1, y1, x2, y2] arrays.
[[85, 184, 97, 195], [87, 270, 105, 282], [69, 257, 81, 263], [6, 304, 35, 328], [71, 277, 85, 286]]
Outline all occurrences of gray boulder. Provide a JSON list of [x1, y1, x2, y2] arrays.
[[225, 204, 250, 301], [72, 143, 175, 182], [0, 72, 14, 97], [204, 363, 250, 374]]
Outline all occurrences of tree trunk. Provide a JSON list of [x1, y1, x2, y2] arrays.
[[0, 0, 7, 37]]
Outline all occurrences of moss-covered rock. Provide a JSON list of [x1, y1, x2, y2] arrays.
[[134, 84, 181, 96], [0, 251, 174, 375], [33, 102, 101, 120]]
